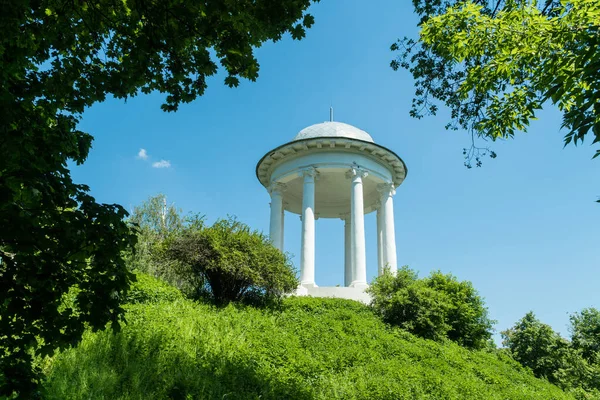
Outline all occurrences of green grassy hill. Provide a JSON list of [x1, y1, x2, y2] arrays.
[[42, 276, 573, 400]]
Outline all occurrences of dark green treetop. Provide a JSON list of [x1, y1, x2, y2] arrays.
[[368, 266, 494, 349]]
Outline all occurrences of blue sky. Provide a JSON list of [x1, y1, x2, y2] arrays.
[[71, 0, 599, 342]]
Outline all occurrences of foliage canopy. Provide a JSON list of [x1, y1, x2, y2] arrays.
[[165, 218, 298, 305], [570, 308, 600, 364], [368, 266, 494, 349], [126, 194, 204, 296], [1, 0, 317, 396], [502, 311, 600, 398], [395, 0, 600, 169]]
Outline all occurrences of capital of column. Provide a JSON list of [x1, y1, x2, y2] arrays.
[[299, 166, 318, 180], [268, 182, 287, 195], [377, 182, 396, 197], [339, 212, 351, 221], [345, 165, 368, 181], [374, 199, 382, 211]]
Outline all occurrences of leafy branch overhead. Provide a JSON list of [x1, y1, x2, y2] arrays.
[[27, 0, 318, 113], [394, 0, 600, 165], [1, 0, 318, 397]]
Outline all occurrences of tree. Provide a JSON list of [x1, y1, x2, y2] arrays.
[[367, 266, 494, 349], [165, 218, 298, 306], [502, 312, 571, 381], [395, 0, 600, 171], [1, 1, 317, 396], [0, 193, 136, 398], [570, 308, 600, 363], [129, 194, 187, 239], [502, 311, 600, 396], [126, 194, 203, 296]]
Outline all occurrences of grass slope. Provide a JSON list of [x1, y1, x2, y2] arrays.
[[43, 282, 572, 399]]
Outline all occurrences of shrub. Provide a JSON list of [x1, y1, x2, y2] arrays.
[[125, 194, 205, 298], [165, 218, 298, 305], [367, 266, 494, 349], [125, 273, 184, 304]]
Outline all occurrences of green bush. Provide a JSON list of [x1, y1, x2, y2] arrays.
[[502, 312, 600, 399], [125, 194, 204, 298], [42, 296, 573, 399], [368, 266, 494, 349], [125, 272, 184, 304], [165, 217, 298, 305], [570, 308, 600, 364], [126, 196, 296, 305]]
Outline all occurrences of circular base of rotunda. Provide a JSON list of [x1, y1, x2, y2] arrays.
[[295, 285, 372, 304]]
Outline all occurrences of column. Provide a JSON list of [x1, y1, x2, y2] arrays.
[[379, 182, 397, 274], [268, 182, 286, 251], [341, 213, 351, 287], [376, 204, 384, 276], [346, 166, 368, 288], [300, 167, 317, 287], [280, 204, 285, 250]]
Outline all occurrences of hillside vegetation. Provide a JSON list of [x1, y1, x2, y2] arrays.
[[41, 275, 573, 400]]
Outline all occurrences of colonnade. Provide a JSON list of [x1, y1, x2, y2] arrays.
[[268, 165, 397, 288]]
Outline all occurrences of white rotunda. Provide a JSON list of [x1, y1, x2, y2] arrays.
[[256, 116, 407, 301]]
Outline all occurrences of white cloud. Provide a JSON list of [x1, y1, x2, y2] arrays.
[[137, 148, 148, 160], [152, 160, 171, 169], [136, 148, 171, 169]]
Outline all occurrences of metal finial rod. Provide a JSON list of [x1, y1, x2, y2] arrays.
[[330, 107, 334, 122]]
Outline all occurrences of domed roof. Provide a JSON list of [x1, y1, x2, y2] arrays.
[[293, 121, 374, 143]]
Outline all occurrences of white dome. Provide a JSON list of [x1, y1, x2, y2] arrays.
[[293, 122, 374, 143]]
